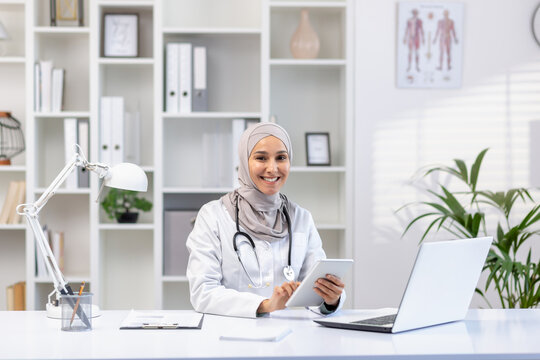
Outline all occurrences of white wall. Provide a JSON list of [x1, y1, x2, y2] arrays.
[[354, 0, 540, 308]]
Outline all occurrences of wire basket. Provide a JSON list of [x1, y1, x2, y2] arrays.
[[0, 112, 25, 165]]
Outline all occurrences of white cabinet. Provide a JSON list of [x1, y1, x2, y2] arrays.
[[0, 0, 353, 311]]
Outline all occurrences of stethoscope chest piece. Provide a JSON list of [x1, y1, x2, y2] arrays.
[[283, 265, 295, 281]]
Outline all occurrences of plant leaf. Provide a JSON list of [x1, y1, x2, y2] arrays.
[[470, 148, 489, 192], [454, 159, 468, 184]]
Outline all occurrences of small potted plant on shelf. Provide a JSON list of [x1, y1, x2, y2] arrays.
[[101, 188, 153, 223]]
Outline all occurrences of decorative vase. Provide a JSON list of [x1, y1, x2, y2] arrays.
[[116, 212, 139, 223], [289, 9, 320, 59]]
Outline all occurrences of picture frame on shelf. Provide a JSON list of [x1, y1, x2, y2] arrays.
[[103, 13, 138, 57], [50, 0, 84, 27], [305, 132, 331, 166]]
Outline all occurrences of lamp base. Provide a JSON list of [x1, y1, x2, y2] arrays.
[[46, 302, 101, 319], [0, 159, 11, 165]]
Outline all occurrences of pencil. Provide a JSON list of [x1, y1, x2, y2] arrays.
[[70, 281, 86, 326]]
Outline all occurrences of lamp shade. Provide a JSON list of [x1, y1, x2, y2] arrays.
[[0, 20, 8, 40], [105, 163, 148, 192]]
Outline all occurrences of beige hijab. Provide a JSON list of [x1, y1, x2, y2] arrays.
[[222, 122, 297, 242]]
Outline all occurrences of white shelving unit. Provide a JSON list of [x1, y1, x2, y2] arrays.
[[0, 0, 27, 311], [0, 0, 353, 311]]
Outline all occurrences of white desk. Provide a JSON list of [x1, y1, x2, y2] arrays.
[[1, 309, 539, 359]]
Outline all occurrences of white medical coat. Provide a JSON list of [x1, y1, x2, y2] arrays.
[[186, 199, 345, 318]]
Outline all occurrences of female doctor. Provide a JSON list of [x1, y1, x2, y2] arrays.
[[186, 122, 345, 318]]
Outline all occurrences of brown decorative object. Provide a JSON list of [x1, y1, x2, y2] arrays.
[[0, 112, 25, 165], [290, 9, 320, 59]]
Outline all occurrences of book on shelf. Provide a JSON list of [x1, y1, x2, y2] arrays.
[[51, 68, 65, 112], [77, 118, 90, 188], [34, 63, 41, 111], [39, 60, 53, 113], [35, 226, 64, 276], [34, 60, 65, 113], [163, 210, 198, 276], [0, 180, 26, 225], [5, 284, 13, 310], [100, 96, 125, 166], [0, 181, 17, 224], [5, 281, 25, 311], [35, 225, 50, 278], [64, 118, 78, 189], [51, 230, 65, 273], [7, 180, 25, 224]]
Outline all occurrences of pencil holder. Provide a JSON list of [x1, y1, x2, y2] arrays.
[[60, 293, 93, 331]]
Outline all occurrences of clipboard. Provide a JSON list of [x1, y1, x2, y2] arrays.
[[120, 310, 204, 330]]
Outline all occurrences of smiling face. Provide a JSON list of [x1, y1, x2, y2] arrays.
[[248, 136, 290, 196]]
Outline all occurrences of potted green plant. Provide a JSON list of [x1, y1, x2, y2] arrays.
[[401, 148, 540, 308], [101, 188, 153, 223]]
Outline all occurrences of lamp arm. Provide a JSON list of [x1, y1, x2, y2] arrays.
[[32, 153, 80, 213], [15, 151, 83, 297], [15, 146, 111, 300], [24, 207, 70, 296]]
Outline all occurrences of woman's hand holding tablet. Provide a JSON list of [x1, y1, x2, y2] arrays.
[[285, 259, 353, 307]]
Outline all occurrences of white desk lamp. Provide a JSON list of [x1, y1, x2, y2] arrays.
[[16, 145, 148, 320]]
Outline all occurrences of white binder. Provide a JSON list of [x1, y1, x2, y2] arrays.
[[179, 43, 192, 113], [192, 46, 207, 112], [111, 97, 124, 165], [100, 97, 112, 164], [165, 43, 179, 113], [77, 119, 90, 188]]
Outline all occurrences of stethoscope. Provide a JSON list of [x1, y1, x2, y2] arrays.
[[233, 197, 294, 288]]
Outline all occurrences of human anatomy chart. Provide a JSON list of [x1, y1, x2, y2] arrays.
[[397, 2, 464, 89]]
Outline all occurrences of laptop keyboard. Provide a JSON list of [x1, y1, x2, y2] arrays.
[[352, 314, 397, 326]]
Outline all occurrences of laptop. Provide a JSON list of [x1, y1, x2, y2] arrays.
[[314, 236, 493, 333]]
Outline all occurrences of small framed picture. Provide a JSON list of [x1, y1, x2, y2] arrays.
[[103, 13, 138, 57], [305, 132, 331, 166], [50, 0, 84, 27]]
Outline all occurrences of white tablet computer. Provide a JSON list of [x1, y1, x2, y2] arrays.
[[285, 259, 353, 307]]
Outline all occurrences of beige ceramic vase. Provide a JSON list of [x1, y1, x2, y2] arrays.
[[290, 9, 320, 59]]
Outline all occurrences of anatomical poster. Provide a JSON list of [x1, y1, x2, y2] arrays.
[[397, 2, 464, 89]]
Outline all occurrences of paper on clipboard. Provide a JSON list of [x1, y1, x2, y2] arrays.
[[120, 309, 204, 329]]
